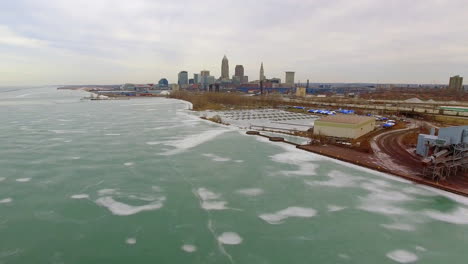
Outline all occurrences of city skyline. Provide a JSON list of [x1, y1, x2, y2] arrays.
[[1, 0, 467, 86]]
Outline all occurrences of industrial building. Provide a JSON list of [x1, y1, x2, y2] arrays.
[[296, 87, 306, 97], [313, 115, 376, 139], [417, 126, 468, 180]]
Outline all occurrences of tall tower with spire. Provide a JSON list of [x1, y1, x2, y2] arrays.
[[221, 55, 229, 80], [260, 62, 265, 81]]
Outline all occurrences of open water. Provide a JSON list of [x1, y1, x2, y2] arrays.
[[1, 86, 468, 264]]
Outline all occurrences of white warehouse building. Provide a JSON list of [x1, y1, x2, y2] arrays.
[[313, 115, 376, 139]]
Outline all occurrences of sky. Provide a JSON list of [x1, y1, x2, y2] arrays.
[[0, 0, 467, 85]]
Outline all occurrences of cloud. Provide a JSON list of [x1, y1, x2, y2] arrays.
[[0, 25, 47, 48], [0, 0, 467, 85]]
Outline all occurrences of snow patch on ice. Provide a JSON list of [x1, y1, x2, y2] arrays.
[[16, 178, 31, 182], [386, 250, 418, 263], [126, 238, 136, 245], [161, 129, 229, 155], [425, 207, 468, 224], [202, 153, 231, 162], [271, 150, 321, 176], [381, 223, 416, 231], [146, 141, 163, 145], [402, 187, 437, 197], [259, 207, 317, 225], [181, 244, 197, 253], [201, 201, 228, 210], [422, 187, 468, 207], [327, 205, 346, 212], [217, 232, 243, 245], [124, 162, 135, 166], [95, 196, 165, 216], [236, 188, 264, 197], [0, 177, 5, 182], [306, 170, 359, 188], [151, 186, 162, 192], [71, 194, 89, 199], [49, 130, 85, 134], [105, 133, 121, 136], [415, 246, 426, 252], [0, 198, 12, 204], [98, 189, 117, 196], [197, 188, 221, 200], [195, 188, 228, 210], [358, 203, 409, 216]]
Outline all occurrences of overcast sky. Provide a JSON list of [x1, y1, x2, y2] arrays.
[[1, 0, 467, 85]]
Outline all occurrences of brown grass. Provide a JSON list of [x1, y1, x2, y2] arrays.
[[401, 126, 430, 146], [170, 91, 285, 110]]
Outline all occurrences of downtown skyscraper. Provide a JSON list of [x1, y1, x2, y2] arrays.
[[221, 55, 229, 80], [260, 62, 265, 81]]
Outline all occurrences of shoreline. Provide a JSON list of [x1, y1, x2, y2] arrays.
[[245, 131, 468, 197], [117, 96, 468, 198]]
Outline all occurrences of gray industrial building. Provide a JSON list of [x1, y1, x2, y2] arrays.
[[417, 125, 468, 180]]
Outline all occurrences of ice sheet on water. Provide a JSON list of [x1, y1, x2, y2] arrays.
[[259, 207, 317, 225]]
